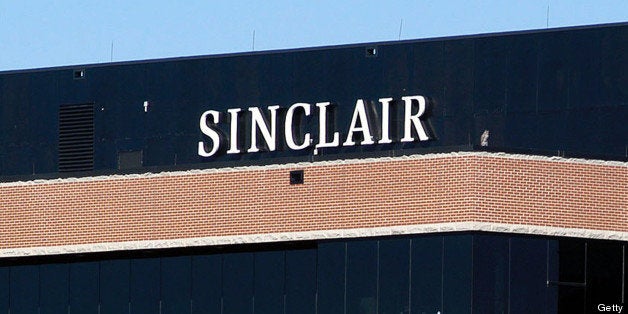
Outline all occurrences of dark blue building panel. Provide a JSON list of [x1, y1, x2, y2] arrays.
[[0, 23, 626, 180]]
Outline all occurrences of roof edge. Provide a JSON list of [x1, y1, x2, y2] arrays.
[[2, 21, 627, 75]]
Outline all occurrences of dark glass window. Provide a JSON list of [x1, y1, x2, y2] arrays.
[[473, 235, 509, 314], [161, 256, 191, 314], [558, 286, 586, 314], [509, 237, 548, 314], [191, 254, 222, 314], [0, 266, 8, 314], [69, 261, 99, 314], [411, 236, 443, 313], [538, 32, 570, 111], [40, 263, 69, 314], [443, 39, 474, 115], [443, 235, 472, 314], [408, 41, 444, 117], [222, 252, 254, 313], [10, 265, 39, 314], [285, 248, 317, 314], [100, 259, 130, 314], [546, 240, 560, 314], [317, 242, 346, 313], [534, 111, 567, 151], [346, 240, 378, 314], [441, 38, 475, 147], [379, 238, 410, 314], [506, 34, 539, 113], [557, 239, 586, 283], [254, 250, 285, 314], [586, 241, 623, 311], [130, 258, 161, 313], [547, 239, 559, 282], [599, 28, 627, 107], [625, 244, 628, 308], [567, 29, 602, 110], [548, 239, 586, 313], [474, 37, 508, 115]]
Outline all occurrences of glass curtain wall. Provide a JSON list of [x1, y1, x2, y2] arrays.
[[0, 233, 624, 314]]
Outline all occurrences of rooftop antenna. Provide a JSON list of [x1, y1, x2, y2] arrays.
[[546, 3, 550, 28], [110, 41, 114, 62], [252, 30, 256, 51], [398, 19, 403, 40]]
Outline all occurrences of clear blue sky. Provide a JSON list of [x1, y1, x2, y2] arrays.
[[1, 0, 626, 71]]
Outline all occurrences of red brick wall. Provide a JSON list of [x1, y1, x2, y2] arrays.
[[0, 153, 626, 250]]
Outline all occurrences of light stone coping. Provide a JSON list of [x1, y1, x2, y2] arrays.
[[0, 151, 626, 187], [1, 222, 626, 259]]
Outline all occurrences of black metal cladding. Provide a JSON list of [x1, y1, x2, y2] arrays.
[[0, 23, 627, 179], [58, 103, 94, 172]]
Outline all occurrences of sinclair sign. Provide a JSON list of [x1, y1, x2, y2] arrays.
[[198, 95, 432, 157]]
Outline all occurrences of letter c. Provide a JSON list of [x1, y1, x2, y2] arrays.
[[285, 103, 312, 150]]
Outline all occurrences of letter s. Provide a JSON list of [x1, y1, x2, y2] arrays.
[[198, 110, 221, 157]]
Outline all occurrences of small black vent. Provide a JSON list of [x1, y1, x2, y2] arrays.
[[290, 170, 304, 185], [59, 103, 94, 172]]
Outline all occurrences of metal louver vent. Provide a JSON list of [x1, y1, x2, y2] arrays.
[[58, 103, 94, 172]]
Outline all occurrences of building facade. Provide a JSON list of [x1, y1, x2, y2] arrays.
[[0, 23, 626, 313]]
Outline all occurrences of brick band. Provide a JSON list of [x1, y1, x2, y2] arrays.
[[1, 152, 625, 257]]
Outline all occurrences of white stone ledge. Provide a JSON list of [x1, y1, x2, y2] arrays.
[[1, 222, 626, 259], [1, 151, 625, 187]]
